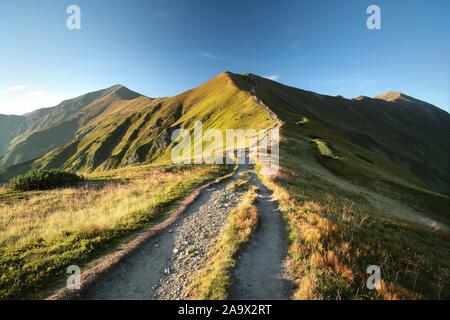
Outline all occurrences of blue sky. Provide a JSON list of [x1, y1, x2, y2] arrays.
[[0, 0, 449, 114]]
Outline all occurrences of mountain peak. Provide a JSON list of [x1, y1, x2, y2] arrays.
[[106, 84, 143, 100], [375, 91, 407, 102]]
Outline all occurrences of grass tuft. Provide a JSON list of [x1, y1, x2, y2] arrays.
[[296, 117, 309, 125], [313, 139, 340, 159]]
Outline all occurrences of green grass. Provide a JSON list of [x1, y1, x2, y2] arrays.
[[313, 139, 340, 159], [313, 147, 450, 223], [4, 72, 275, 176], [0, 164, 227, 299], [296, 117, 309, 125]]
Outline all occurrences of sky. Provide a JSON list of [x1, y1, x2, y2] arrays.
[[0, 0, 449, 115]]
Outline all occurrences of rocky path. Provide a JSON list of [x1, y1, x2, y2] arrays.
[[155, 178, 245, 299], [229, 173, 292, 299], [86, 168, 248, 300]]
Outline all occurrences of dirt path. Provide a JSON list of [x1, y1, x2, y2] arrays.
[[85, 168, 248, 300], [229, 173, 292, 299]]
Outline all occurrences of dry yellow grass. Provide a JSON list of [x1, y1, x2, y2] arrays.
[[256, 162, 450, 300], [379, 280, 422, 300], [0, 167, 218, 249], [0, 164, 224, 299], [257, 164, 359, 299]]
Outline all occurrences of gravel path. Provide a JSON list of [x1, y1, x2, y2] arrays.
[[86, 168, 247, 300], [229, 173, 293, 299]]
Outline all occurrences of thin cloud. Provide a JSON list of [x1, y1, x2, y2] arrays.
[[8, 85, 27, 91], [263, 74, 280, 81], [199, 52, 222, 60]]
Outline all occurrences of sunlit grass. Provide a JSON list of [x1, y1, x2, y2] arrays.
[[226, 172, 251, 191], [257, 163, 450, 300], [0, 164, 225, 299], [313, 139, 340, 159], [296, 117, 309, 125]]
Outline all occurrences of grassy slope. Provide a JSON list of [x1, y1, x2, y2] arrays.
[[0, 85, 152, 179], [2, 72, 274, 178], [259, 157, 450, 299], [282, 121, 450, 223], [237, 73, 450, 222], [0, 164, 226, 299], [0, 115, 24, 157], [0, 86, 128, 168], [243, 73, 450, 299]]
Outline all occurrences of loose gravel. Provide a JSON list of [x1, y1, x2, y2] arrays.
[[86, 169, 247, 300]]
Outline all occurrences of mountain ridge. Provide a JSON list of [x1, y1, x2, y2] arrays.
[[0, 85, 151, 168], [1, 72, 449, 199]]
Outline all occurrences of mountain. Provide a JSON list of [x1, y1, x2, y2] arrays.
[[0, 73, 274, 179], [232, 74, 450, 195], [0, 114, 24, 157], [0, 85, 147, 169], [1, 72, 449, 203]]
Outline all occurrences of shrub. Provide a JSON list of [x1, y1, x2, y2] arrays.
[[8, 169, 83, 191]]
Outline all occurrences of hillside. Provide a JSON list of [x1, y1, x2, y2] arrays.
[[1, 72, 449, 202], [231, 73, 450, 195], [0, 85, 147, 170], [0, 115, 24, 157], [0, 73, 274, 179]]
